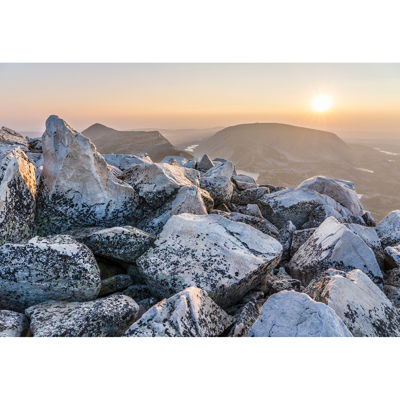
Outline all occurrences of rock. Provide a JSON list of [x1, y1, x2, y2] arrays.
[[0, 310, 29, 337], [229, 300, 260, 337], [0, 127, 28, 149], [231, 187, 268, 205], [376, 210, 400, 247], [247, 291, 351, 337], [26, 295, 140, 337], [122, 284, 153, 301], [136, 213, 282, 308], [287, 217, 383, 286], [0, 235, 101, 312], [35, 115, 138, 235], [290, 228, 316, 257], [232, 174, 257, 191], [278, 220, 296, 260], [124, 287, 234, 337], [345, 223, 384, 268], [362, 211, 376, 227], [258, 272, 302, 295], [297, 176, 364, 216], [67, 225, 155, 263], [197, 154, 214, 171], [258, 188, 361, 230], [306, 269, 400, 337], [259, 184, 286, 193], [99, 274, 133, 296], [96, 257, 126, 279], [0, 146, 36, 244], [103, 153, 152, 171], [200, 161, 234, 205], [384, 245, 400, 269], [383, 285, 400, 308], [244, 204, 263, 218], [160, 156, 188, 166], [27, 137, 42, 152]]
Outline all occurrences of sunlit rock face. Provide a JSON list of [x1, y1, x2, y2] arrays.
[[306, 269, 400, 337], [124, 287, 234, 337], [0, 235, 101, 312], [136, 213, 282, 308], [247, 291, 352, 337], [0, 146, 36, 244], [35, 115, 139, 235], [288, 217, 383, 286], [26, 295, 140, 337]]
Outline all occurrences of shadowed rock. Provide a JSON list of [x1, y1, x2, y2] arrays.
[[0, 310, 29, 337]]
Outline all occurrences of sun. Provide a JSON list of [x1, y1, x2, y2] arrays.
[[311, 93, 333, 112]]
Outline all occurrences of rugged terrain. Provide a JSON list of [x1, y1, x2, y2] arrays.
[[1, 117, 400, 337]]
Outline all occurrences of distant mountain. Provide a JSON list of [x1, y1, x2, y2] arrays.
[[82, 123, 191, 162], [196, 123, 400, 220]]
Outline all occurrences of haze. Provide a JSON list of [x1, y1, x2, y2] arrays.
[[1, 63, 400, 140]]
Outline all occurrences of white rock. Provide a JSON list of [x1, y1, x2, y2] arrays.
[[0, 127, 28, 149], [288, 217, 383, 286], [0, 310, 29, 337], [136, 213, 282, 307], [376, 210, 400, 247], [124, 287, 234, 337], [247, 291, 351, 337], [104, 153, 152, 170], [306, 269, 400, 337]]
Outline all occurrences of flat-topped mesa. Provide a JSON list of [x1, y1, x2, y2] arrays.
[[35, 115, 139, 235]]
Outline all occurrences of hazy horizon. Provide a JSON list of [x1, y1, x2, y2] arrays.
[[1, 63, 400, 141]]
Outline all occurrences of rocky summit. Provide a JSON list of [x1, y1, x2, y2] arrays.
[[1, 115, 400, 336]]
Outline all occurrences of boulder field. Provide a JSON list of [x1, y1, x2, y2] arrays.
[[1, 114, 400, 337]]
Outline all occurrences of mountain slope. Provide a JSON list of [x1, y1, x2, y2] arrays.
[[82, 123, 191, 162]]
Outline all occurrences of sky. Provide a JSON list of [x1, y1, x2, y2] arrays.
[[1, 63, 399, 138]]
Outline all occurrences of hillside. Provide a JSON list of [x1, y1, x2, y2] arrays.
[[82, 123, 191, 162]]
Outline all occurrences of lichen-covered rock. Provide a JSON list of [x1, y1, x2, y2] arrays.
[[122, 284, 153, 301], [0, 235, 101, 312], [124, 287, 234, 337], [384, 245, 400, 269], [297, 176, 364, 216], [200, 161, 234, 205], [376, 210, 400, 248], [231, 187, 268, 205], [232, 174, 257, 191], [383, 285, 400, 308], [0, 146, 36, 244], [26, 295, 139, 337], [197, 154, 214, 171], [103, 153, 152, 171], [136, 213, 282, 308], [67, 225, 155, 263], [306, 269, 400, 337], [247, 291, 351, 337], [258, 188, 361, 230], [35, 115, 138, 235], [287, 217, 383, 286], [0, 127, 28, 149], [228, 300, 260, 337], [0, 310, 29, 337], [290, 228, 316, 257], [278, 220, 296, 260], [258, 272, 302, 295], [99, 274, 133, 296]]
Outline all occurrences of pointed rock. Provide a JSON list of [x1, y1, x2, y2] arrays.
[[197, 154, 214, 171]]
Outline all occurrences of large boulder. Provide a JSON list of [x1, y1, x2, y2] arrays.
[[0, 235, 101, 312], [0, 127, 28, 149], [376, 210, 400, 248], [136, 213, 282, 308], [288, 217, 383, 286], [0, 146, 36, 244], [0, 310, 29, 337], [306, 269, 400, 337], [200, 161, 234, 205], [257, 188, 362, 230], [35, 115, 138, 235], [297, 176, 364, 216], [26, 295, 139, 337], [67, 225, 155, 263], [247, 291, 351, 337], [124, 287, 234, 337]]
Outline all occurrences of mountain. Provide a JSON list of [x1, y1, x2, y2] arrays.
[[196, 123, 400, 220], [82, 123, 191, 162]]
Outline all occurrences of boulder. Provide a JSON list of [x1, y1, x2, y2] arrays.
[[306, 269, 400, 337], [376, 210, 400, 248], [383, 285, 400, 308], [258, 188, 361, 230], [136, 213, 282, 308], [258, 272, 302, 295], [297, 176, 364, 216], [290, 228, 316, 257], [103, 153, 152, 171], [200, 161, 234, 205], [228, 300, 260, 337], [122, 284, 153, 301], [232, 174, 257, 191], [287, 217, 383, 286], [99, 274, 133, 296], [26, 295, 140, 337], [247, 291, 351, 337], [124, 287, 234, 337], [278, 220, 296, 260], [0, 127, 28, 149], [67, 225, 155, 263], [231, 187, 268, 205], [384, 245, 400, 269], [0, 235, 101, 312], [0, 310, 29, 337], [35, 115, 138, 235], [197, 154, 214, 171], [0, 146, 36, 244]]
